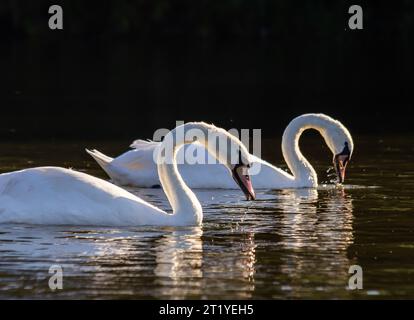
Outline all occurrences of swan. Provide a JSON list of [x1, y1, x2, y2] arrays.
[[0, 122, 255, 226], [87, 114, 353, 189]]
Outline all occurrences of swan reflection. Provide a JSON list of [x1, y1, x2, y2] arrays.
[[273, 187, 354, 297], [153, 227, 203, 298]]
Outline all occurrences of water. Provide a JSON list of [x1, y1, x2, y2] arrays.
[[0, 135, 413, 299]]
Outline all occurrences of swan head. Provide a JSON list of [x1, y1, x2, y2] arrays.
[[231, 151, 256, 201], [321, 116, 354, 184], [195, 122, 256, 201], [213, 129, 256, 201], [333, 141, 351, 184], [171, 122, 256, 201]]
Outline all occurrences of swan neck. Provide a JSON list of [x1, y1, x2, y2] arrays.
[[158, 161, 202, 224], [281, 115, 322, 187], [157, 125, 215, 225]]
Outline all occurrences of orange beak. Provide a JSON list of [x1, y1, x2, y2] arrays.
[[334, 154, 349, 184], [232, 165, 256, 201]]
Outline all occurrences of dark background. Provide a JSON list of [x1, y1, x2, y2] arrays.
[[0, 0, 413, 139]]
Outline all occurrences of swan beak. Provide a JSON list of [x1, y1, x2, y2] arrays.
[[334, 154, 349, 184], [232, 165, 256, 201]]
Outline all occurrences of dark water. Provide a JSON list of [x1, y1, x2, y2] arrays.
[[0, 135, 413, 299]]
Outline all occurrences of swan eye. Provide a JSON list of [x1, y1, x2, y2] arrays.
[[338, 142, 351, 156]]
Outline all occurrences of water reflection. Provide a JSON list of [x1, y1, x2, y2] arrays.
[[154, 227, 203, 298], [199, 230, 256, 299], [0, 184, 357, 299], [1, 137, 414, 299], [273, 188, 354, 297], [277, 188, 354, 249]]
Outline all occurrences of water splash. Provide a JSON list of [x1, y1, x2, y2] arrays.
[[321, 166, 339, 184]]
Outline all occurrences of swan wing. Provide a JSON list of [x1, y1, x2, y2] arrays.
[[112, 146, 158, 170], [108, 144, 160, 186], [249, 154, 296, 189], [87, 141, 161, 187], [0, 167, 172, 226]]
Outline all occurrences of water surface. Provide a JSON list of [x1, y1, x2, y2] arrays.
[[0, 135, 413, 299]]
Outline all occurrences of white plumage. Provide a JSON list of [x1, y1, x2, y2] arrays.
[[87, 114, 354, 189], [0, 122, 253, 226]]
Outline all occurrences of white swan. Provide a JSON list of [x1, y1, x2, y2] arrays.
[[0, 122, 255, 226], [87, 114, 353, 189]]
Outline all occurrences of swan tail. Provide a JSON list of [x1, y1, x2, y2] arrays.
[[85, 149, 113, 169]]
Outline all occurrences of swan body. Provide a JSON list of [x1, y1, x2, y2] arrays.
[[0, 167, 170, 226], [87, 114, 354, 189], [0, 123, 254, 226]]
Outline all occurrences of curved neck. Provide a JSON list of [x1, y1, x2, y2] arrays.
[[156, 123, 217, 225], [281, 114, 332, 187]]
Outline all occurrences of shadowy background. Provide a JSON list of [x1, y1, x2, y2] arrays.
[[0, 0, 413, 140]]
